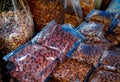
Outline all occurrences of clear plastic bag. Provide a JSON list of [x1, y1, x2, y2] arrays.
[[52, 58, 91, 82], [27, 0, 64, 33], [0, 0, 34, 56], [64, 0, 83, 27], [3, 42, 60, 82], [32, 20, 84, 62], [68, 43, 104, 66], [89, 70, 120, 82], [85, 9, 117, 32], [99, 50, 120, 73], [76, 22, 111, 48]]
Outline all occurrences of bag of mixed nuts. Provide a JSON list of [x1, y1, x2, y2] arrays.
[[32, 20, 85, 62], [0, 0, 34, 57], [3, 41, 60, 82]]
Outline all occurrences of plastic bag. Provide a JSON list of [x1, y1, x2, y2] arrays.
[[79, 0, 95, 17], [52, 58, 91, 82], [89, 70, 120, 82], [32, 20, 84, 62], [76, 22, 111, 48], [0, 0, 34, 57], [99, 50, 120, 73], [106, 0, 120, 13], [3, 42, 60, 82], [64, 0, 83, 27], [27, 0, 64, 33], [68, 43, 104, 66], [85, 9, 117, 32]]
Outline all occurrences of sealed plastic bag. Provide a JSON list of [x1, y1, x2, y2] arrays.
[[0, 0, 34, 56], [106, 0, 120, 13], [3, 42, 60, 82], [89, 70, 120, 82], [76, 22, 111, 49], [64, 0, 83, 27], [85, 9, 117, 32], [68, 43, 104, 66], [32, 20, 84, 62], [99, 50, 120, 73], [52, 58, 91, 82], [27, 0, 64, 33]]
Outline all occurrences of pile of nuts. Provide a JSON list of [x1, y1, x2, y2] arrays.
[[71, 43, 103, 66], [36, 24, 78, 62], [52, 58, 91, 82], [8, 43, 60, 82], [0, 10, 34, 56], [27, 0, 64, 33], [89, 70, 120, 82]]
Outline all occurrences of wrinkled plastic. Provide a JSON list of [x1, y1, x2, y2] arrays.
[[68, 43, 104, 66], [76, 22, 111, 49], [3, 42, 60, 82], [64, 0, 83, 27], [99, 50, 120, 73], [106, 0, 120, 13], [79, 0, 95, 17], [85, 9, 117, 32], [32, 20, 84, 62], [27, 0, 64, 33], [0, 0, 34, 57], [52, 58, 91, 82], [89, 70, 120, 82]]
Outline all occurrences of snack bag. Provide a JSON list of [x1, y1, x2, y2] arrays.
[[68, 43, 104, 66], [27, 0, 64, 33], [85, 9, 117, 32], [52, 58, 91, 82], [0, 0, 34, 57], [89, 70, 120, 82], [64, 0, 83, 27], [32, 20, 84, 62], [76, 22, 112, 49], [3, 42, 60, 82], [99, 50, 120, 73]]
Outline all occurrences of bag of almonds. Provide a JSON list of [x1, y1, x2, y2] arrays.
[[32, 20, 85, 62], [0, 0, 34, 57], [3, 41, 60, 82], [27, 0, 64, 33]]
